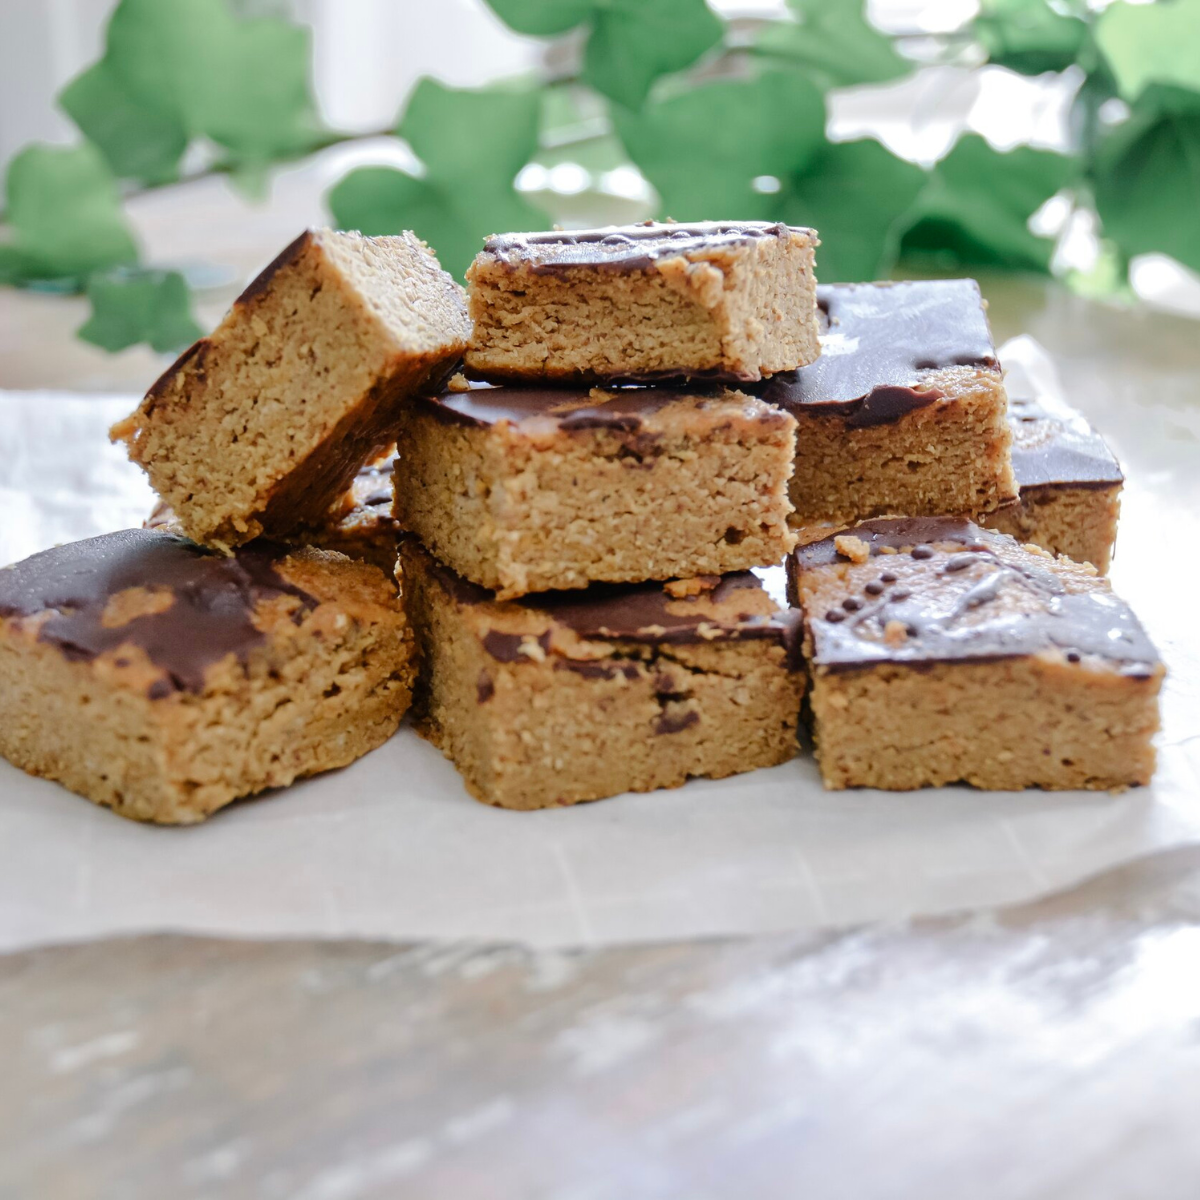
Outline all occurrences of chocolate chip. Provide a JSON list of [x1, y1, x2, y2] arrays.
[[911, 545, 934, 560], [1066, 651, 1081, 664], [825, 610, 846, 623], [890, 589, 912, 602], [842, 597, 862, 612], [864, 582, 885, 596], [880, 572, 897, 583], [943, 553, 977, 573]]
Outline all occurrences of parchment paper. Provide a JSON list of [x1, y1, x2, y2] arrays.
[[1, 339, 1197, 950]]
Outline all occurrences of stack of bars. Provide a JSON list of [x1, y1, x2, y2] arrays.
[[0, 221, 1165, 825]]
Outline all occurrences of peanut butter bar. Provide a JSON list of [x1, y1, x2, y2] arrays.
[[464, 221, 820, 385], [148, 451, 402, 576], [980, 393, 1123, 572], [0, 529, 414, 823], [401, 539, 805, 810], [393, 382, 798, 599], [112, 228, 470, 550], [787, 517, 1162, 792], [761, 280, 1017, 533]]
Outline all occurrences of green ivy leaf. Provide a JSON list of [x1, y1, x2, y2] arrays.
[[778, 139, 928, 281], [614, 69, 826, 220], [78, 270, 203, 353], [0, 143, 138, 286], [101, 0, 323, 166], [484, 0, 724, 110], [973, 0, 1088, 76], [1096, 0, 1200, 103], [899, 135, 1075, 273], [328, 81, 547, 277], [399, 78, 541, 186], [757, 0, 910, 91], [1093, 86, 1200, 274], [58, 61, 187, 185]]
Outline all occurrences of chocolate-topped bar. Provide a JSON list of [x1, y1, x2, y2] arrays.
[[980, 393, 1123, 571], [760, 280, 1017, 534], [392, 379, 798, 599], [464, 221, 820, 384], [149, 450, 403, 576], [0, 528, 414, 823], [112, 228, 469, 550], [786, 517, 1162, 792], [400, 539, 805, 810]]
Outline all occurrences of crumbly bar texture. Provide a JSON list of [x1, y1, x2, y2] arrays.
[[112, 228, 470, 550], [393, 383, 798, 599], [786, 517, 1162, 792], [401, 540, 805, 810], [761, 280, 1017, 530], [148, 451, 402, 577], [464, 221, 820, 385], [980, 393, 1123, 572], [0, 529, 414, 824]]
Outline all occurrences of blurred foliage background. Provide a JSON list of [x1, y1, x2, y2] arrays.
[[1, 0, 1198, 353]]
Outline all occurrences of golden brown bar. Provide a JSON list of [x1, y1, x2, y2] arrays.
[[0, 529, 414, 823], [787, 517, 1162, 792]]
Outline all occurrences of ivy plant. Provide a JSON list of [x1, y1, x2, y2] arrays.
[[1, 0, 1198, 354]]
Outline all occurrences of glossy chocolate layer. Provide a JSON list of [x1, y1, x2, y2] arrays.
[[0, 529, 316, 695], [791, 517, 1158, 676], [481, 221, 803, 275], [1007, 394, 1124, 492], [422, 382, 728, 431], [759, 280, 999, 426], [421, 550, 802, 666], [425, 383, 691, 430]]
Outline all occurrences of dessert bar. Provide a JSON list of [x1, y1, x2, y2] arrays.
[[0, 529, 414, 823], [465, 221, 820, 385], [112, 228, 470, 549], [787, 517, 1161, 791], [401, 539, 805, 809], [761, 280, 1017, 534], [393, 382, 798, 598], [981, 393, 1123, 571]]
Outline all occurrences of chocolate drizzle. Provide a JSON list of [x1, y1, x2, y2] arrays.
[[1006, 394, 1124, 492], [423, 383, 705, 431], [0, 529, 318, 696], [422, 550, 803, 668], [791, 517, 1159, 676], [481, 221, 802, 275], [759, 281, 999, 425]]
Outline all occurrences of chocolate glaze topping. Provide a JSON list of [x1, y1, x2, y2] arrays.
[[482, 221, 802, 274], [236, 229, 311, 306], [423, 553, 803, 667], [759, 280, 999, 426], [792, 517, 1158, 676], [423, 382, 733, 431], [0, 529, 317, 696], [1006, 394, 1124, 492]]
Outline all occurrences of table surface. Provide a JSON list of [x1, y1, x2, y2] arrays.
[[3, 166, 1200, 1198]]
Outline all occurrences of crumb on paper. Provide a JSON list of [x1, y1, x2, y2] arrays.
[[447, 373, 471, 392], [884, 619, 909, 646], [835, 535, 870, 564], [878, 545, 898, 556]]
